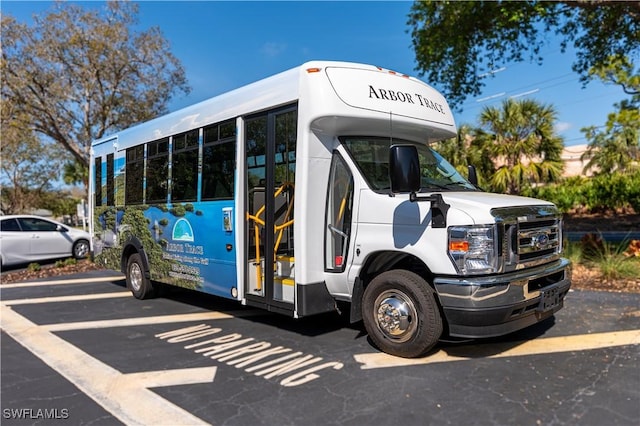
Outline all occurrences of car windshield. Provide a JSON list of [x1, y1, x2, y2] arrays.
[[341, 136, 477, 192]]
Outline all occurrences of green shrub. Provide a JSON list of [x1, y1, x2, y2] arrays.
[[584, 171, 640, 212], [582, 238, 640, 280], [525, 177, 585, 213], [562, 241, 583, 264], [27, 263, 41, 272], [524, 171, 640, 213], [597, 254, 640, 281], [579, 233, 605, 261], [55, 258, 77, 268]]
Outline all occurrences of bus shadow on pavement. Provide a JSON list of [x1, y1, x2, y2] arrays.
[[435, 316, 556, 358], [111, 280, 363, 338], [105, 277, 556, 355]]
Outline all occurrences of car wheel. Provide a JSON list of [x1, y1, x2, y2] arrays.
[[362, 270, 443, 358], [72, 239, 90, 259], [126, 253, 156, 299]]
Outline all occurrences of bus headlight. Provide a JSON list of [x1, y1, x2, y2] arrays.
[[448, 225, 498, 275]]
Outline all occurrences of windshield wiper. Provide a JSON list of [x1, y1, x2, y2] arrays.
[[421, 182, 449, 190], [422, 181, 476, 191]]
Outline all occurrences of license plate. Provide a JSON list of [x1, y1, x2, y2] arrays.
[[538, 287, 562, 312]]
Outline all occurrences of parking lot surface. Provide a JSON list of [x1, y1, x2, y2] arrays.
[[2, 271, 639, 425]]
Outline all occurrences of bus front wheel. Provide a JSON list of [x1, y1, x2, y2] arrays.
[[362, 270, 442, 358], [126, 253, 156, 299]]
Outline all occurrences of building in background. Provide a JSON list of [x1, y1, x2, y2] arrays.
[[561, 144, 591, 177]]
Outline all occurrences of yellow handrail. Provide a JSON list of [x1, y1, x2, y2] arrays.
[[247, 182, 295, 290]]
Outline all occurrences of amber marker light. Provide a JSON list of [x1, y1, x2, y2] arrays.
[[306, 67, 322, 73], [449, 241, 469, 252]]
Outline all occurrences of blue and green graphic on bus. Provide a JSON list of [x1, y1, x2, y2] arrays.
[[93, 201, 236, 298]]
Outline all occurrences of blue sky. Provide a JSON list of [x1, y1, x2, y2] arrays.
[[3, 1, 625, 147]]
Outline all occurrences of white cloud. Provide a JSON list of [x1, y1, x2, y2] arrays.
[[555, 122, 572, 134], [261, 42, 287, 57]]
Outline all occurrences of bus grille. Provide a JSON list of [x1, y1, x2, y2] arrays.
[[493, 206, 563, 272]]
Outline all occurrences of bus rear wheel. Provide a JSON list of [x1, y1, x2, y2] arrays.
[[126, 253, 156, 299], [362, 270, 442, 358]]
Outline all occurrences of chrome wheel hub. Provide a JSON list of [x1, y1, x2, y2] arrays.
[[374, 290, 418, 343], [130, 263, 143, 292]]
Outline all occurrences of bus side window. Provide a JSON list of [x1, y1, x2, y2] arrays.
[[125, 145, 144, 205], [171, 129, 199, 203], [146, 138, 169, 204], [202, 120, 236, 200], [325, 153, 354, 272], [106, 153, 115, 206], [94, 157, 102, 207]]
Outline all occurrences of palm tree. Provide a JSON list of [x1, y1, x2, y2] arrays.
[[434, 123, 493, 187], [477, 98, 564, 194]]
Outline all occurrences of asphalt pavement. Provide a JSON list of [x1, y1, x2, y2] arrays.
[[1, 271, 639, 425]]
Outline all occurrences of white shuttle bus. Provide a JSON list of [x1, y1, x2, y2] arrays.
[[90, 61, 571, 358]]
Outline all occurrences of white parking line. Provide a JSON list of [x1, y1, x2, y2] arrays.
[[43, 311, 237, 331], [118, 366, 218, 388], [354, 329, 640, 369], [2, 304, 213, 425], [3, 292, 131, 305], [1, 275, 125, 288]]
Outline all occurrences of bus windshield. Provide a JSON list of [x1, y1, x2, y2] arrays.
[[341, 136, 477, 192]]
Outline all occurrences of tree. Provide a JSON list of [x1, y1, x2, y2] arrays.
[[581, 103, 640, 174], [408, 1, 640, 110], [433, 124, 494, 187], [476, 98, 564, 194], [581, 57, 640, 174], [0, 99, 68, 214], [588, 56, 640, 97], [1, 1, 190, 191], [40, 191, 82, 217], [63, 159, 89, 187]]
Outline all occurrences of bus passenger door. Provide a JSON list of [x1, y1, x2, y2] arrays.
[[244, 105, 297, 314]]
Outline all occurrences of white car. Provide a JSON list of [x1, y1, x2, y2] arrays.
[[0, 215, 90, 269]]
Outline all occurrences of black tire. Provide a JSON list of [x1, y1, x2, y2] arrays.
[[126, 253, 156, 299], [362, 270, 443, 358], [72, 239, 90, 259]]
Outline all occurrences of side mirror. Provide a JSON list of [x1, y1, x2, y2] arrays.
[[389, 145, 420, 194], [56, 225, 68, 233]]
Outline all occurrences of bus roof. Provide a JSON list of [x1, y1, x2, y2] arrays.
[[92, 61, 455, 149]]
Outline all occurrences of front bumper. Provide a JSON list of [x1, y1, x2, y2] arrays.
[[434, 258, 571, 338]]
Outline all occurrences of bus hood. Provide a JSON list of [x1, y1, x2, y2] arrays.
[[442, 191, 556, 225]]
